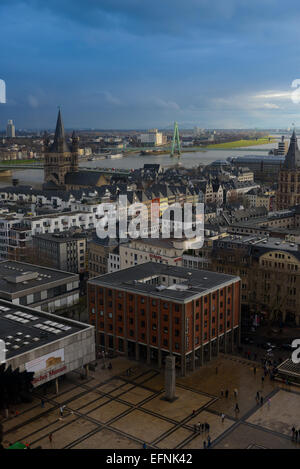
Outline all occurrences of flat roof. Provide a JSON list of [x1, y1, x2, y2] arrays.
[[33, 232, 87, 242], [89, 262, 240, 302], [0, 261, 78, 295], [0, 299, 91, 359], [217, 235, 299, 252]]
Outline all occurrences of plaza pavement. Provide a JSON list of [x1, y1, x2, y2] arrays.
[[1, 354, 300, 449]]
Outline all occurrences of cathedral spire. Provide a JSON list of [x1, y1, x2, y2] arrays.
[[50, 108, 70, 153]]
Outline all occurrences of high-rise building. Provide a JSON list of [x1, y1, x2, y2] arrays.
[[277, 136, 289, 156], [276, 130, 300, 210], [6, 119, 15, 138]]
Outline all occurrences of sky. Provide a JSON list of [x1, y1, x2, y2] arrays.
[[2, 0, 300, 129]]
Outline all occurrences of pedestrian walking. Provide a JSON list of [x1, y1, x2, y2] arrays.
[[59, 406, 64, 418], [207, 435, 211, 447], [48, 433, 53, 447], [221, 413, 225, 423], [203, 440, 207, 449], [261, 376, 264, 384], [193, 424, 197, 433], [267, 398, 271, 409], [235, 403, 240, 414], [41, 399, 45, 408], [225, 389, 229, 398], [143, 442, 147, 449], [198, 423, 201, 433], [192, 409, 196, 416], [253, 366, 256, 375], [201, 423, 205, 432], [292, 426, 296, 440], [220, 389, 224, 398], [234, 388, 238, 399], [260, 396, 264, 406]]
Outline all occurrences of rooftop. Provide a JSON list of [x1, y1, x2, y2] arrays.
[[0, 261, 77, 295], [216, 235, 300, 252], [0, 299, 91, 359], [89, 262, 239, 302]]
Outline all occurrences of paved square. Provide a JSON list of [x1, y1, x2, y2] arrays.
[[110, 409, 175, 442], [142, 387, 212, 421], [1, 355, 299, 449], [246, 389, 300, 436]]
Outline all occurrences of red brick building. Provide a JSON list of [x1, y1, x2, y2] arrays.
[[88, 263, 240, 376]]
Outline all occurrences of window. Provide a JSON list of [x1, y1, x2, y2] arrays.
[[141, 320, 145, 328], [152, 324, 157, 331], [175, 329, 180, 337], [152, 312, 157, 319], [175, 317, 180, 325], [152, 336, 157, 343], [129, 330, 134, 337]]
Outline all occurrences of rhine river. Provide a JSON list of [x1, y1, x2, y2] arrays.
[[0, 142, 278, 189]]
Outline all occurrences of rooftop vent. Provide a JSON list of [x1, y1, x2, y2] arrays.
[[4, 271, 39, 284]]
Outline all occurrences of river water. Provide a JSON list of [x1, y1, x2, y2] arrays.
[[0, 142, 278, 189]]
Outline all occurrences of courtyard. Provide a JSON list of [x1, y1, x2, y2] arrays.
[[1, 354, 299, 449]]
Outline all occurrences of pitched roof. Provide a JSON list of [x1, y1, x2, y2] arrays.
[[65, 171, 105, 186]]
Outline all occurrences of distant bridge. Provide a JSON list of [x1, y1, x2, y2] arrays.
[[0, 162, 131, 176]]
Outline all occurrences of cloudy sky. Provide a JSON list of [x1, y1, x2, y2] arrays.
[[1, 0, 300, 129]]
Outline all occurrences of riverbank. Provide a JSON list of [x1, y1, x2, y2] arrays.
[[203, 137, 276, 149]]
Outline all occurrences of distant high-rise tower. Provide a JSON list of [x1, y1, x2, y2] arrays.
[[170, 121, 181, 157], [6, 120, 15, 138], [43, 109, 79, 188]]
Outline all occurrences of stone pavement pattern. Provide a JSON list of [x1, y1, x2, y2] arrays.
[[1, 355, 300, 449]]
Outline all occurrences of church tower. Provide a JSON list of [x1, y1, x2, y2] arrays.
[[276, 129, 300, 210], [43, 109, 79, 188]]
